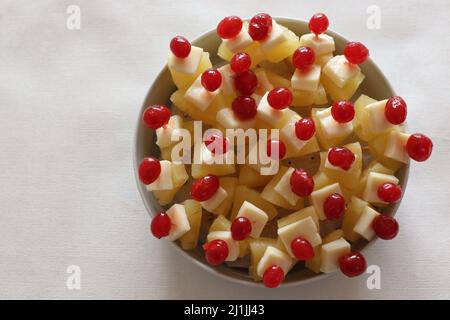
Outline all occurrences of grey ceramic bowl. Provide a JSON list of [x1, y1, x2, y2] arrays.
[[134, 17, 409, 287]]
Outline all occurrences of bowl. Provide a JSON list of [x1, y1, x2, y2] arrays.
[[134, 17, 409, 287]]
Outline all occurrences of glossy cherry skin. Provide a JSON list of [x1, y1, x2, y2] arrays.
[[266, 139, 286, 160], [231, 217, 252, 241], [217, 16, 243, 39], [309, 13, 329, 35], [231, 96, 257, 120], [377, 183, 402, 203], [290, 169, 314, 197], [138, 157, 161, 185], [385, 96, 407, 125], [295, 118, 316, 141], [291, 237, 314, 261], [169, 36, 191, 58], [230, 52, 251, 73], [204, 134, 229, 155], [339, 252, 367, 277], [262, 265, 285, 288], [234, 70, 258, 95], [406, 133, 433, 162], [201, 69, 222, 92], [323, 193, 345, 220], [150, 212, 171, 239], [142, 105, 171, 129], [344, 42, 369, 64], [372, 215, 399, 240], [203, 240, 229, 265], [327, 147, 356, 170], [190, 175, 220, 202], [250, 13, 272, 28], [292, 46, 315, 70], [267, 87, 293, 110], [331, 100, 355, 123]]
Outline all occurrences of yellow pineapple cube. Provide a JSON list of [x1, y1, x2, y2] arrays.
[[249, 237, 280, 281], [368, 130, 405, 172], [238, 239, 250, 258], [285, 136, 320, 159], [320, 142, 362, 190], [179, 200, 203, 250], [323, 229, 344, 244], [291, 83, 327, 107], [342, 196, 368, 242], [353, 94, 378, 141], [259, 61, 294, 80], [169, 52, 212, 90], [277, 206, 320, 229], [260, 166, 305, 210], [152, 162, 188, 206], [230, 185, 278, 221], [209, 215, 231, 233], [312, 108, 353, 149], [153, 188, 178, 206], [208, 177, 238, 216], [218, 41, 263, 68], [355, 160, 394, 197], [238, 164, 273, 188], [321, 71, 365, 101], [191, 161, 236, 179], [313, 171, 335, 191], [263, 25, 300, 63], [305, 247, 321, 273]]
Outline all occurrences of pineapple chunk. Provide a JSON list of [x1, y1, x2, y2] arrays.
[[299, 33, 335, 56], [238, 239, 251, 258], [278, 216, 322, 257], [262, 24, 300, 63], [310, 182, 344, 220], [230, 185, 278, 221], [264, 68, 292, 87], [312, 107, 354, 149], [256, 246, 293, 277], [237, 201, 269, 238], [321, 70, 365, 101], [284, 135, 320, 159], [209, 215, 231, 233], [313, 171, 335, 191], [321, 142, 363, 190], [355, 161, 394, 197], [218, 41, 263, 68], [238, 164, 273, 188], [153, 188, 178, 206], [353, 206, 380, 241], [277, 206, 320, 230], [249, 237, 281, 281], [208, 177, 238, 216], [207, 231, 239, 261], [305, 247, 322, 273], [323, 229, 344, 244], [191, 160, 236, 179], [362, 171, 399, 205], [368, 130, 406, 171], [179, 200, 202, 250], [342, 196, 368, 242], [169, 51, 212, 89], [353, 94, 378, 141], [261, 166, 305, 210]]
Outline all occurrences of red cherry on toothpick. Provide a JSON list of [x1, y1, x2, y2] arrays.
[[290, 168, 314, 197], [142, 105, 171, 129], [309, 13, 329, 35], [267, 87, 293, 110], [230, 52, 252, 73], [248, 13, 272, 41], [323, 193, 345, 220], [344, 42, 369, 65], [190, 175, 220, 202], [377, 183, 402, 203], [406, 133, 433, 162], [266, 139, 286, 160], [291, 237, 314, 261], [150, 212, 171, 239], [231, 217, 252, 241], [385, 96, 407, 125], [292, 46, 315, 70], [138, 157, 161, 185], [231, 96, 257, 120], [217, 16, 243, 39], [201, 69, 222, 92], [328, 147, 356, 170], [205, 134, 229, 155], [169, 36, 191, 58], [251, 13, 273, 28], [331, 100, 355, 123], [372, 215, 399, 240], [263, 265, 285, 288], [203, 239, 229, 265], [295, 118, 316, 141], [234, 70, 258, 95], [339, 252, 367, 277]]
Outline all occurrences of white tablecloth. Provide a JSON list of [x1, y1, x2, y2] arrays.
[[1, 0, 449, 299]]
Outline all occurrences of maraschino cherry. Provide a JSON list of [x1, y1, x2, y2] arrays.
[[230, 52, 251, 73], [231, 217, 252, 241], [203, 239, 229, 265], [170, 36, 191, 58], [372, 215, 399, 240], [266, 139, 286, 160], [328, 147, 356, 170], [344, 42, 369, 64], [377, 183, 402, 203], [190, 175, 220, 202], [138, 157, 161, 185], [234, 70, 258, 95], [290, 168, 314, 197], [385, 96, 407, 125], [331, 100, 355, 123], [291, 237, 314, 260], [292, 46, 315, 70], [204, 134, 229, 155], [339, 252, 367, 277], [323, 193, 345, 220], [150, 212, 171, 239], [217, 16, 243, 39], [201, 69, 222, 92], [267, 87, 292, 110], [263, 265, 284, 288], [248, 13, 272, 41], [295, 118, 316, 141], [231, 96, 257, 120], [406, 133, 433, 162], [142, 105, 171, 129], [309, 13, 329, 35]]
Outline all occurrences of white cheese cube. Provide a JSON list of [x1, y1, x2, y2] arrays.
[[201, 186, 228, 212], [146, 160, 174, 191], [353, 206, 380, 241], [291, 65, 321, 92], [281, 115, 310, 151], [207, 231, 240, 261], [216, 108, 256, 129], [255, 69, 274, 95], [224, 23, 253, 53], [278, 216, 322, 258], [184, 75, 220, 111], [259, 21, 287, 53], [362, 172, 399, 204], [165, 204, 191, 241], [310, 183, 343, 220], [218, 64, 235, 96], [273, 167, 301, 206], [299, 33, 335, 56], [317, 107, 353, 139], [320, 238, 351, 273], [323, 55, 361, 88], [384, 130, 410, 164], [365, 99, 395, 134], [156, 115, 183, 148], [168, 45, 203, 74], [324, 149, 357, 173], [256, 246, 293, 277], [256, 91, 287, 126], [236, 201, 269, 238]]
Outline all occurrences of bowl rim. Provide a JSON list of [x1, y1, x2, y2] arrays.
[[133, 17, 408, 288]]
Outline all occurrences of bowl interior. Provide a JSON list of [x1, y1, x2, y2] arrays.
[[134, 18, 408, 287]]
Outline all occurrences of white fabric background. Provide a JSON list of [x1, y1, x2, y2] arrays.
[[0, 0, 449, 299]]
